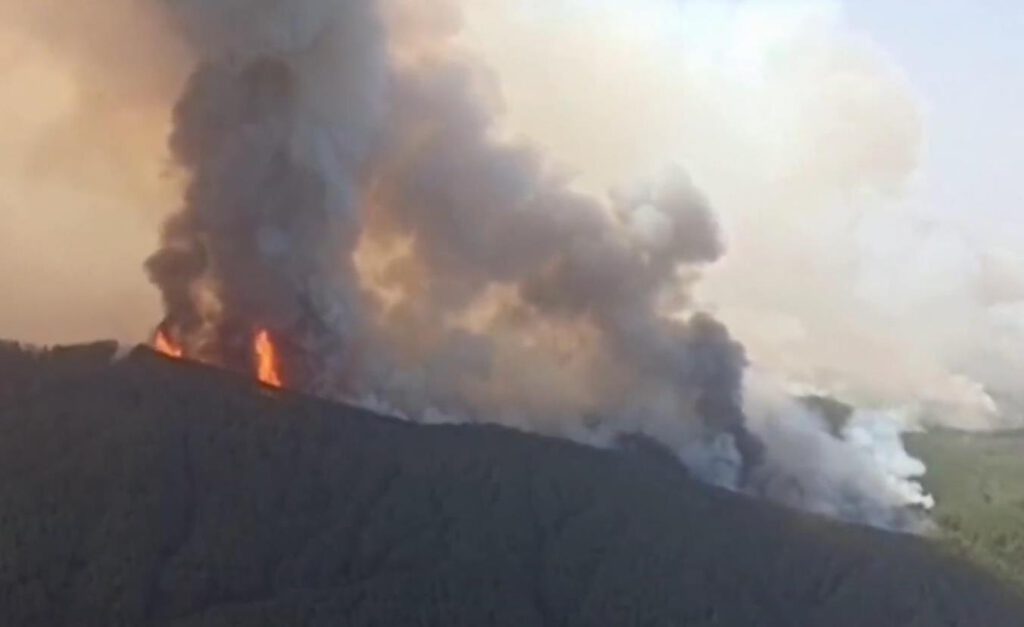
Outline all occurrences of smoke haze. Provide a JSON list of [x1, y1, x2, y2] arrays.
[[457, 0, 1024, 432], [0, 0, 187, 344]]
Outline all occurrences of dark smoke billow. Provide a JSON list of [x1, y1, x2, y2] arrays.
[[148, 58, 367, 389], [145, 0, 925, 529]]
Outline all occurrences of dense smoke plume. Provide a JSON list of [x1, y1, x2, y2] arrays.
[[147, 0, 387, 391], [146, 0, 768, 486], [3, 0, 950, 529]]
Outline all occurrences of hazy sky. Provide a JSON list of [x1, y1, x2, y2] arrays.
[[847, 0, 1023, 245]]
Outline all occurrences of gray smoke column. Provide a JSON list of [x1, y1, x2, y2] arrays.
[[146, 0, 760, 481], [147, 0, 385, 390], [144, 0, 936, 527]]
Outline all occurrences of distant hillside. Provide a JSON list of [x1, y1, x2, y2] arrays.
[[908, 429, 1024, 594], [1, 345, 1022, 626]]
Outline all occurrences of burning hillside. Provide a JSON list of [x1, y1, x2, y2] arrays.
[[124, 0, 940, 530]]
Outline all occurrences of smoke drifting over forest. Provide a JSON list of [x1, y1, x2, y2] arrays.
[[10, 0, 1020, 529]]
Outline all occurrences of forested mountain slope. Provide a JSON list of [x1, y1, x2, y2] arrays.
[[1, 345, 1022, 626]]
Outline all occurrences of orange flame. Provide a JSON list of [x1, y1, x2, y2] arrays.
[[154, 330, 183, 358], [254, 329, 283, 388]]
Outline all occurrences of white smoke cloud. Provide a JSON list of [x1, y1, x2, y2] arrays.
[[744, 372, 933, 530]]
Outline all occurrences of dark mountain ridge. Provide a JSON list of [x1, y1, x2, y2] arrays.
[[1, 344, 1022, 626]]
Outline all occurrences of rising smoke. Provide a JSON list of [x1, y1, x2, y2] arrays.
[[148, 0, 769, 485], [138, 0, 936, 529], [147, 0, 387, 391], [2, 0, 953, 530]]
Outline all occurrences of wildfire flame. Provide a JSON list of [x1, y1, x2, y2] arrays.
[[153, 326, 283, 389], [154, 330, 183, 358], [254, 329, 283, 388]]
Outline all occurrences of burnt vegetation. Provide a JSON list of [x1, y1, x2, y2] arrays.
[[0, 343, 1022, 626]]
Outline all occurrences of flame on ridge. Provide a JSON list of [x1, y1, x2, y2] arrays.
[[255, 329, 283, 388], [154, 329, 183, 358]]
